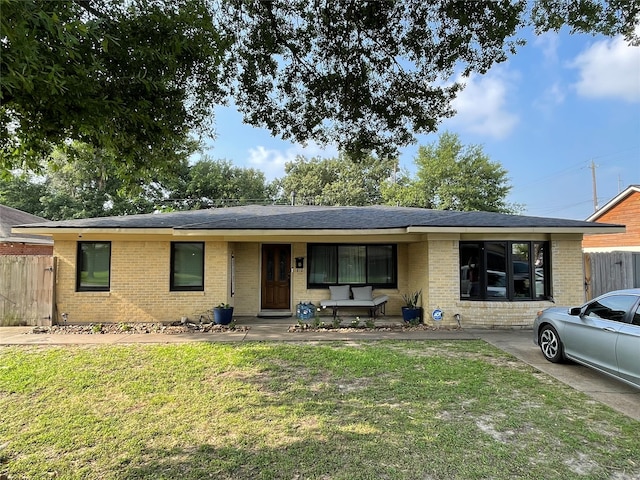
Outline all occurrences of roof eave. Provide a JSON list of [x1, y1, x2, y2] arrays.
[[11, 227, 176, 236], [173, 228, 410, 236], [586, 186, 640, 221], [407, 226, 626, 234]]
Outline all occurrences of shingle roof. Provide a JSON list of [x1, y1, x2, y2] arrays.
[[0, 204, 53, 244], [13, 205, 624, 232]]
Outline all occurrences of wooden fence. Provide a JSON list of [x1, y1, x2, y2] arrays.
[[0, 255, 56, 326], [584, 251, 640, 300]]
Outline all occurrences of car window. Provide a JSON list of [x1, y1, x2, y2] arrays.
[[633, 305, 640, 326], [584, 295, 638, 323]]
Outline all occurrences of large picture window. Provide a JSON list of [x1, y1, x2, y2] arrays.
[[308, 244, 397, 288], [460, 241, 550, 301], [76, 242, 111, 292], [171, 242, 204, 291]]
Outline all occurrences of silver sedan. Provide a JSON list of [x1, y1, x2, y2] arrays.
[[533, 288, 640, 389]]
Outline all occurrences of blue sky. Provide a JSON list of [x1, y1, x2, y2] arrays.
[[203, 26, 640, 221]]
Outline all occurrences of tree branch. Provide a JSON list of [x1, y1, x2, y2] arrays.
[[72, 0, 111, 22]]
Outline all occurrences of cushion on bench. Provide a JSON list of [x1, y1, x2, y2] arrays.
[[320, 296, 388, 307], [329, 284, 351, 300], [352, 286, 372, 300]]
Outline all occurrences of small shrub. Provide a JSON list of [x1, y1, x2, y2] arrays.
[[350, 318, 360, 328], [91, 323, 103, 334], [365, 318, 376, 329]]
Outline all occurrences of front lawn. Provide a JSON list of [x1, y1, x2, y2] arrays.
[[1, 341, 638, 479]]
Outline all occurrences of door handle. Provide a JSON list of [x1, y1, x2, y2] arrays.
[[601, 327, 617, 333]]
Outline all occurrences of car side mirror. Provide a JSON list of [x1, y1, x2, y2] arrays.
[[569, 307, 582, 316]]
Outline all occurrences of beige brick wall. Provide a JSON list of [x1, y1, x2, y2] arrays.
[[424, 238, 458, 326], [232, 242, 260, 315], [418, 234, 585, 329], [54, 239, 229, 324], [52, 234, 587, 327], [549, 236, 585, 306]]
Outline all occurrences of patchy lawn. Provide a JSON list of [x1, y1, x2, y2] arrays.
[[1, 341, 638, 479]]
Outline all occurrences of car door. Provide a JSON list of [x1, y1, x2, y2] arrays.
[[615, 302, 640, 387], [562, 312, 619, 376], [562, 294, 637, 376]]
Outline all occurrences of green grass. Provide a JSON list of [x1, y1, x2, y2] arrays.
[[1, 341, 638, 479]]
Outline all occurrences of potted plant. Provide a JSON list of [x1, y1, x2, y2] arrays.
[[213, 302, 234, 325], [401, 290, 423, 323]]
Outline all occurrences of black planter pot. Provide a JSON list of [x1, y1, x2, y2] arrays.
[[401, 306, 423, 323], [213, 307, 234, 325]]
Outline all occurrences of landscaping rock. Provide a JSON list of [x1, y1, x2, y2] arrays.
[[29, 322, 249, 335]]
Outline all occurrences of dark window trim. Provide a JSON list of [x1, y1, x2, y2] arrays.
[[307, 243, 398, 289], [460, 240, 551, 302], [170, 241, 205, 292], [76, 241, 111, 292]]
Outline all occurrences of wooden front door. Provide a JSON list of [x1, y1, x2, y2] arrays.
[[261, 244, 291, 310]]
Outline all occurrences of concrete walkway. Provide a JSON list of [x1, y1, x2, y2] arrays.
[[1, 319, 638, 421]]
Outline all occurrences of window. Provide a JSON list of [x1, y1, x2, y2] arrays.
[[308, 244, 397, 288], [76, 242, 111, 292], [460, 241, 549, 301], [171, 242, 204, 291], [584, 295, 638, 323]]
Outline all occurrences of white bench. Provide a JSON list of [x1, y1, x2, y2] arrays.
[[320, 285, 389, 319]]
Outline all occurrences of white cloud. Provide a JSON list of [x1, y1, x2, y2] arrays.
[[534, 31, 560, 65], [448, 70, 519, 138], [533, 82, 566, 111], [570, 30, 640, 102], [247, 142, 338, 181]]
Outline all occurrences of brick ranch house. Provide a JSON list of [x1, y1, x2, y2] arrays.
[[13, 205, 624, 328], [0, 204, 53, 256]]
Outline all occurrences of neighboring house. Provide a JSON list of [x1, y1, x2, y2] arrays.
[[0, 204, 53, 255], [583, 185, 640, 296], [583, 185, 640, 252], [13, 205, 623, 328]]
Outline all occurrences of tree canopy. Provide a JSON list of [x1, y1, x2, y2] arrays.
[[1, 0, 638, 175], [1, 0, 225, 173], [0, 147, 274, 219], [176, 158, 273, 209], [274, 154, 396, 206], [2, 134, 519, 217], [382, 132, 520, 213]]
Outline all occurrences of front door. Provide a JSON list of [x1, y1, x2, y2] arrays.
[[261, 244, 291, 310]]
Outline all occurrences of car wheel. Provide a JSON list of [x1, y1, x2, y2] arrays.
[[539, 325, 564, 363]]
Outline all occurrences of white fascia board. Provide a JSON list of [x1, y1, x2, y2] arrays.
[[11, 227, 175, 236], [586, 186, 640, 221], [406, 226, 626, 234], [583, 246, 640, 253], [172, 228, 410, 237]]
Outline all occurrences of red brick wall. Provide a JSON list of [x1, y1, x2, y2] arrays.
[[583, 191, 640, 249], [0, 243, 54, 255]]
